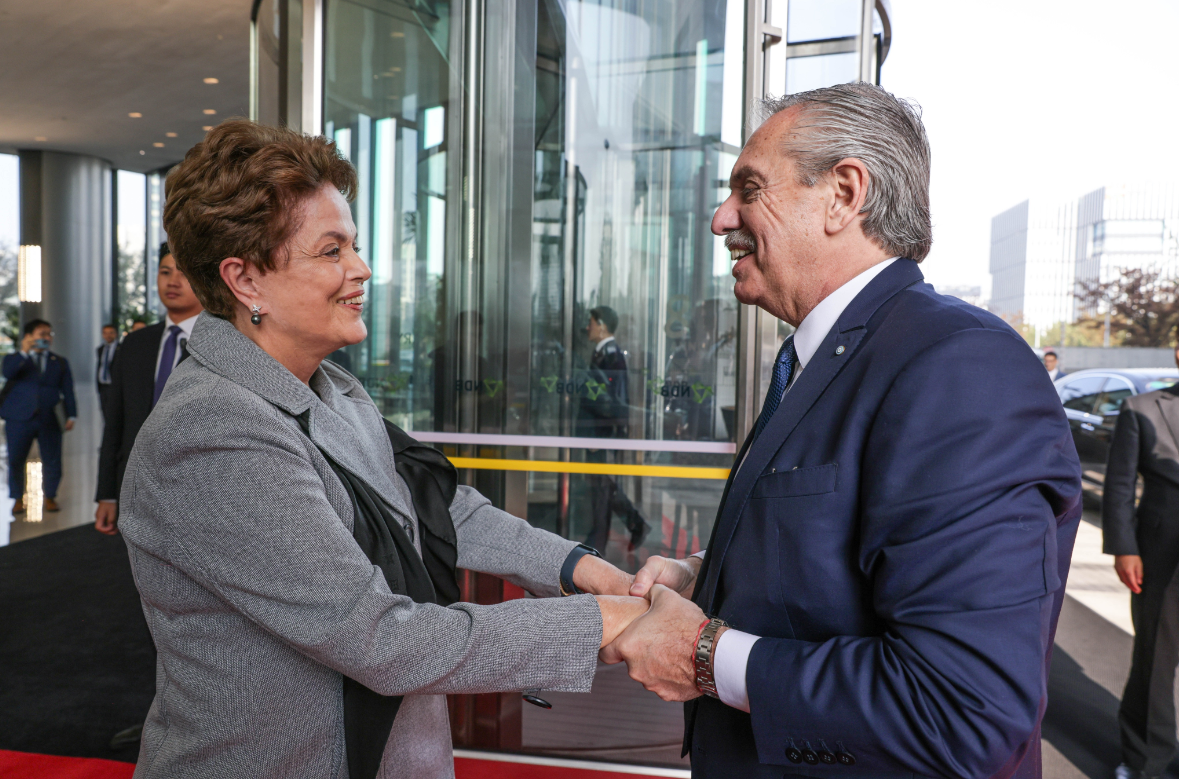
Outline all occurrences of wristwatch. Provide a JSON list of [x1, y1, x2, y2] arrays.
[[694, 616, 729, 698], [559, 544, 602, 596]]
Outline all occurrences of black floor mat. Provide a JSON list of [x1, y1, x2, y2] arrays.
[[0, 526, 154, 761]]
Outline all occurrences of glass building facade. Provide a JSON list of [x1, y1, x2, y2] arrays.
[[252, 0, 892, 765]]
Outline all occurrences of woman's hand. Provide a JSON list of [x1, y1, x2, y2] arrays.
[[573, 554, 635, 596], [595, 595, 650, 649], [630, 555, 702, 598]]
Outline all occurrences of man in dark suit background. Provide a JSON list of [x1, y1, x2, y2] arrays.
[[600, 83, 1082, 778], [578, 305, 648, 552], [96, 323, 119, 416], [1103, 337, 1179, 779], [95, 243, 203, 536], [1, 318, 77, 514], [1044, 349, 1066, 382]]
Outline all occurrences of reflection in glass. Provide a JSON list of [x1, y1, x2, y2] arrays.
[[324, 0, 452, 432], [785, 51, 859, 94], [115, 170, 147, 329], [786, 0, 861, 43]]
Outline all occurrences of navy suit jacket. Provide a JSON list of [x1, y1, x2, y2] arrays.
[[687, 260, 1082, 779], [0, 351, 77, 424]]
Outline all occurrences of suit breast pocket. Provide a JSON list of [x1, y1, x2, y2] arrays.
[[750, 463, 838, 499]]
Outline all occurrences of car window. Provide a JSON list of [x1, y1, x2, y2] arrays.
[[1059, 376, 1107, 413], [1146, 378, 1179, 391], [1095, 389, 1133, 416]]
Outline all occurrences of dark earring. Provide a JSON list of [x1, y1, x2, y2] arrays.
[[250, 305, 263, 325]]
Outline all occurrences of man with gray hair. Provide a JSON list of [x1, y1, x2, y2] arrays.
[[599, 83, 1082, 778]]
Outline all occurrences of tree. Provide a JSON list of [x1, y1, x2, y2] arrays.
[[1075, 267, 1179, 347]]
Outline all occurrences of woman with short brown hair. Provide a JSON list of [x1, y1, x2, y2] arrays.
[[119, 120, 646, 779]]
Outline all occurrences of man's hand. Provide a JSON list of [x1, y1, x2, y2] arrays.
[[573, 553, 634, 596], [595, 595, 650, 648], [64, 419, 75, 431], [630, 555, 702, 598], [1115, 554, 1143, 594], [600, 584, 707, 701], [95, 502, 119, 535], [20, 333, 35, 353]]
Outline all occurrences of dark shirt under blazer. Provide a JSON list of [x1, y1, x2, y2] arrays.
[[688, 260, 1083, 779]]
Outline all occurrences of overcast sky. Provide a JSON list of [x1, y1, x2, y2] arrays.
[[881, 0, 1179, 296]]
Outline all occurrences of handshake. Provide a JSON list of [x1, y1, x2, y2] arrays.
[[579, 554, 715, 702]]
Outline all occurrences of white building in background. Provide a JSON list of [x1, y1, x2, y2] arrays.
[[988, 184, 1179, 334], [988, 199, 1077, 333]]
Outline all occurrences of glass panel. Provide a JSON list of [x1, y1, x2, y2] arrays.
[[115, 170, 148, 330], [255, 0, 281, 127], [146, 171, 164, 321], [1059, 376, 1106, 412], [785, 51, 858, 94], [786, 0, 861, 43], [1095, 389, 1132, 417], [324, 0, 453, 432]]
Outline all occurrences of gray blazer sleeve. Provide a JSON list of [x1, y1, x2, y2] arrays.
[[145, 400, 601, 698], [449, 485, 580, 598], [1103, 406, 1141, 556]]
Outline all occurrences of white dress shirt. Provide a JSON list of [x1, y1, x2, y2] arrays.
[[707, 258, 898, 713], [154, 313, 199, 379], [594, 335, 616, 353]]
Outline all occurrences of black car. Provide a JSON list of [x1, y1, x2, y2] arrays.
[[1056, 368, 1179, 502]]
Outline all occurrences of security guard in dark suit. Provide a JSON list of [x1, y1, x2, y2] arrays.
[[1104, 341, 1179, 779], [578, 306, 648, 552], [1, 319, 77, 514]]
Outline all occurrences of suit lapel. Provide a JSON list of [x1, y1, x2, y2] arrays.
[[1155, 391, 1179, 453], [699, 260, 926, 611]]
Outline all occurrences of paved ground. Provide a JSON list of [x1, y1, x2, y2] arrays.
[[0, 403, 1166, 775]]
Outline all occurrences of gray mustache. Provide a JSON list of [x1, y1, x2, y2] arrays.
[[724, 229, 756, 251]]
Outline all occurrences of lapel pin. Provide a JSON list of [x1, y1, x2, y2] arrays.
[[835, 345, 845, 355]]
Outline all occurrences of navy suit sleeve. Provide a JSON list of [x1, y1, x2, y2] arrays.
[[745, 328, 1082, 778], [96, 347, 127, 501], [3, 352, 32, 380], [59, 358, 77, 419], [1102, 407, 1140, 556]]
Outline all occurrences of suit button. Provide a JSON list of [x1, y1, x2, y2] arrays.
[[801, 745, 819, 765], [837, 751, 856, 766], [818, 748, 836, 765], [785, 745, 803, 764]]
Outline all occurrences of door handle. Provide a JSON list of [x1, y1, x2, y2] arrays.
[[762, 23, 783, 46], [1080, 423, 1095, 431]]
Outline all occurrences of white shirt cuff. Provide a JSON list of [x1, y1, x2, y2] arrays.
[[713, 628, 759, 713], [692, 549, 707, 560]]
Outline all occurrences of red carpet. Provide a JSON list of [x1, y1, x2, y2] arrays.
[[0, 750, 135, 779], [0, 750, 677, 778]]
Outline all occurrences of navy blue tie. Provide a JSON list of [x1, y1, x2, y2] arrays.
[[753, 335, 796, 440], [153, 326, 183, 407]]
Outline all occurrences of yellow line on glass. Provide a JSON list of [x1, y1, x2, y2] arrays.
[[447, 457, 730, 480]]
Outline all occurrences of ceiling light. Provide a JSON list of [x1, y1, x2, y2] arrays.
[[129, 112, 143, 118], [18, 245, 42, 303], [139, 150, 145, 155], [34, 136, 46, 142], [203, 109, 216, 115], [203, 77, 219, 84], [153, 142, 165, 148], [202, 125, 213, 131], [391, 31, 405, 38], [165, 132, 178, 138]]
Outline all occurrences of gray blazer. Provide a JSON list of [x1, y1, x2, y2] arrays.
[[1103, 384, 1179, 582], [120, 313, 602, 779]]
